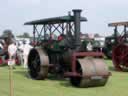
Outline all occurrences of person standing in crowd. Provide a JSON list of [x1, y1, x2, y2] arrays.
[[16, 42, 23, 65], [0, 41, 3, 50], [8, 42, 17, 68], [86, 41, 93, 51], [0, 41, 4, 64], [21, 41, 33, 68]]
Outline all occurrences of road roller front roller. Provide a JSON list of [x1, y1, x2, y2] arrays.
[[70, 58, 109, 87], [64, 52, 110, 87]]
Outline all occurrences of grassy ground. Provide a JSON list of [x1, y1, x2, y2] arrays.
[[0, 60, 128, 96]]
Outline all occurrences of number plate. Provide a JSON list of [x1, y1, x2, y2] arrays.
[[8, 60, 15, 66]]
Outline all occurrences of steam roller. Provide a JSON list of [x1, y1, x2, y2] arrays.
[[108, 21, 128, 71], [25, 9, 110, 87]]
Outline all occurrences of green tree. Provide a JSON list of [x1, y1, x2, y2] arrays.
[[1, 29, 15, 45], [17, 32, 30, 38], [23, 32, 30, 38], [94, 33, 100, 37], [2, 29, 14, 38]]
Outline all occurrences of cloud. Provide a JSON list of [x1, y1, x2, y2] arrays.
[[1, 0, 128, 36], [8, 0, 41, 7]]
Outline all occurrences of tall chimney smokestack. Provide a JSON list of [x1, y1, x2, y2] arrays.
[[72, 9, 82, 47]]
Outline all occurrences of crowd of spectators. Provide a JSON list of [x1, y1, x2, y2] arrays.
[[0, 40, 33, 68]]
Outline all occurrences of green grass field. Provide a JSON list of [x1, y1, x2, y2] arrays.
[[0, 60, 128, 96]]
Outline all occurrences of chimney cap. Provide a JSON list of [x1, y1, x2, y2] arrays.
[[72, 9, 82, 12]]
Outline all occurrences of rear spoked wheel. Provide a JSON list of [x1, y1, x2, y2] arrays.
[[28, 48, 49, 79]]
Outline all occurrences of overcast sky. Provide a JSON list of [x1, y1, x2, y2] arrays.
[[0, 0, 128, 36]]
